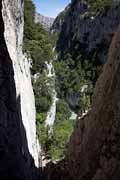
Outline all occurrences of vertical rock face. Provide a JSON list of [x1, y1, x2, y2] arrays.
[[2, 0, 39, 167], [66, 25, 120, 180], [0, 0, 39, 179], [55, 0, 120, 64], [51, 5, 70, 33]]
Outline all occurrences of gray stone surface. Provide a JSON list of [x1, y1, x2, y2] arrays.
[[35, 12, 54, 31], [0, 0, 41, 179], [2, 0, 39, 166]]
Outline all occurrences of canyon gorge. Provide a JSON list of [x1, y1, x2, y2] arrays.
[[0, 0, 120, 180]]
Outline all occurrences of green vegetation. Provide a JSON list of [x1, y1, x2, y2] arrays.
[[24, 0, 116, 161], [33, 74, 53, 150], [36, 99, 75, 160], [47, 100, 74, 160], [24, 0, 104, 161], [33, 73, 53, 112], [36, 112, 48, 148], [85, 0, 113, 15], [24, 0, 54, 148], [24, 0, 75, 161], [24, 0, 54, 74], [36, 99, 74, 161], [54, 0, 112, 113], [48, 119, 74, 160], [56, 100, 72, 119], [54, 53, 93, 112]]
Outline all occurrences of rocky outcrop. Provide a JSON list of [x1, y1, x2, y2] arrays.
[[0, 0, 40, 179], [51, 5, 70, 33], [47, 25, 120, 180], [35, 12, 54, 31], [55, 0, 120, 64]]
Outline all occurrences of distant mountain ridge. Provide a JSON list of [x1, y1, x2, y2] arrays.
[[35, 12, 55, 31]]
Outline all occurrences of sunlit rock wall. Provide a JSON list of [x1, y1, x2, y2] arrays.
[[2, 0, 39, 167]]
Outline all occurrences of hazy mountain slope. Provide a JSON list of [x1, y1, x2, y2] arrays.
[[35, 12, 54, 31]]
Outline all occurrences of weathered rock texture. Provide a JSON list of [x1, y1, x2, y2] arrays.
[[0, 0, 40, 179], [35, 12, 54, 31], [55, 0, 120, 64], [51, 5, 70, 33], [45, 25, 120, 180], [2, 0, 39, 166]]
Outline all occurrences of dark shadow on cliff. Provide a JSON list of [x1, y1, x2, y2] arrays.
[[0, 1, 44, 179]]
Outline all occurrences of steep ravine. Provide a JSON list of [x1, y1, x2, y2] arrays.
[[1, 0, 120, 179], [45, 25, 120, 180]]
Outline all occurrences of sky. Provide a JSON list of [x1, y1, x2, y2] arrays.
[[33, 0, 71, 18]]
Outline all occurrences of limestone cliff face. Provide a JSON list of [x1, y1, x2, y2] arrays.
[[2, 0, 39, 166], [35, 12, 54, 31], [2, 0, 40, 166], [0, 0, 40, 179]]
